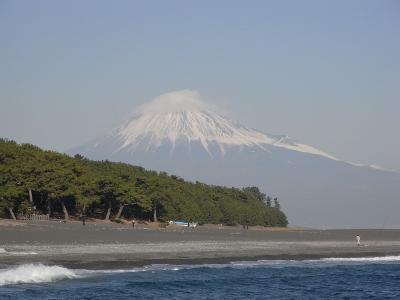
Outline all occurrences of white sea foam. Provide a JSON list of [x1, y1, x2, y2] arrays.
[[8, 251, 38, 256], [73, 256, 400, 276], [102, 256, 400, 273], [321, 256, 400, 262], [249, 256, 400, 267], [0, 247, 37, 256], [0, 264, 79, 286]]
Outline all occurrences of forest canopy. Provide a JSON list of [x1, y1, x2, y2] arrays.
[[0, 139, 288, 227]]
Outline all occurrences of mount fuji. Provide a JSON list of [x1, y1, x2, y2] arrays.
[[70, 90, 400, 228]]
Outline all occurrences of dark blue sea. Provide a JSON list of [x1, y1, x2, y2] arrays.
[[1, 257, 400, 299]]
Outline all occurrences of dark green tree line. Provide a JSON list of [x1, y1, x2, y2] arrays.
[[0, 139, 288, 227]]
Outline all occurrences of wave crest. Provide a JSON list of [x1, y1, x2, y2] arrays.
[[0, 264, 78, 285], [321, 256, 400, 262], [0, 247, 38, 256]]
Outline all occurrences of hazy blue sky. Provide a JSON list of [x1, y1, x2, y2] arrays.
[[1, 0, 399, 170]]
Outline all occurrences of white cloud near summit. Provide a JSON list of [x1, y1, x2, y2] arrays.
[[135, 90, 212, 115]]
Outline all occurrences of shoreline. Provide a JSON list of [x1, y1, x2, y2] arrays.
[[2, 250, 400, 270], [1, 219, 400, 270], [20, 251, 400, 270]]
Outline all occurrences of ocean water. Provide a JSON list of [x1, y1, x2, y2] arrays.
[[1, 257, 400, 299]]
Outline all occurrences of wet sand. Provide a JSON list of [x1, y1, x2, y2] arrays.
[[1, 220, 400, 269]]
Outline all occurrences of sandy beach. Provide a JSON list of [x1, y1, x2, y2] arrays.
[[1, 219, 400, 269]]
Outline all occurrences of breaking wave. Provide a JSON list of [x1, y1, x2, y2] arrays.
[[2, 256, 400, 285], [0, 264, 78, 286]]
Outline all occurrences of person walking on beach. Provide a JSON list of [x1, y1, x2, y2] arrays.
[[356, 234, 361, 246], [132, 219, 136, 229]]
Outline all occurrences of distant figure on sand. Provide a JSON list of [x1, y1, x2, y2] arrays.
[[81, 214, 86, 226], [356, 235, 361, 246], [132, 220, 136, 229]]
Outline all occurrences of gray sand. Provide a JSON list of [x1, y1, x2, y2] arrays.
[[1, 220, 399, 269]]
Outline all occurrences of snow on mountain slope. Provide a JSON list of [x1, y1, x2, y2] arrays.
[[109, 90, 338, 160]]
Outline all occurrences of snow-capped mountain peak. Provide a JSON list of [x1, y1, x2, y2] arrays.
[[111, 90, 337, 160], [69, 90, 400, 228]]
